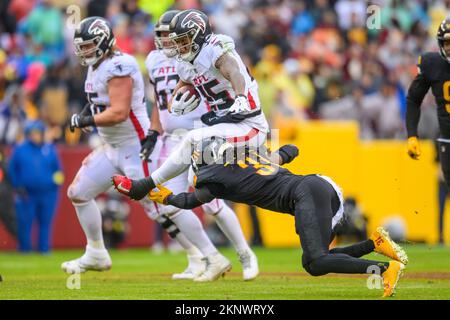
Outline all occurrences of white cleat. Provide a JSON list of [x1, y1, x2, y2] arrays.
[[172, 254, 206, 280], [193, 253, 231, 282], [61, 246, 112, 274], [238, 249, 259, 281]]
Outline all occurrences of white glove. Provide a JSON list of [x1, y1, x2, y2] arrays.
[[229, 95, 251, 114], [170, 91, 199, 116]]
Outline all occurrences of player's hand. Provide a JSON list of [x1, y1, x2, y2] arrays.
[[277, 144, 299, 165], [140, 129, 159, 161], [407, 136, 421, 160], [148, 184, 173, 204], [70, 113, 95, 133], [79, 103, 94, 133], [229, 95, 251, 114], [170, 91, 199, 116], [111, 175, 153, 201]]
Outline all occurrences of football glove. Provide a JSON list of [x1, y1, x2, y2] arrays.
[[69, 113, 95, 133], [140, 129, 159, 161], [111, 175, 155, 201], [148, 184, 173, 204], [170, 90, 199, 116], [229, 95, 251, 114], [407, 136, 421, 160], [277, 144, 299, 165], [78, 103, 95, 133]]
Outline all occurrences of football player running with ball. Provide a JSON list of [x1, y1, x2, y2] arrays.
[[142, 10, 261, 281], [123, 137, 408, 298], [62, 17, 234, 281], [112, 9, 272, 202]]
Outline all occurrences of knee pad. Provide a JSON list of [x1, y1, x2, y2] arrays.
[[142, 198, 181, 220], [303, 255, 328, 277], [201, 199, 224, 216], [67, 181, 90, 204]]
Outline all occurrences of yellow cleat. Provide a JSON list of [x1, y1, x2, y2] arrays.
[[382, 261, 405, 298], [370, 227, 408, 265]]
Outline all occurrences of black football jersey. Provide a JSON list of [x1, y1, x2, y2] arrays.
[[406, 52, 450, 138], [195, 155, 311, 214]]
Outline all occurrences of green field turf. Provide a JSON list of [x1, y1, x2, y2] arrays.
[[1, 244, 450, 300]]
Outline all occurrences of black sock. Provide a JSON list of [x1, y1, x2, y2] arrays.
[[329, 239, 375, 258], [306, 253, 389, 276]]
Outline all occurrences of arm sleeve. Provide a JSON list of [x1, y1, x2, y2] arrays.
[[166, 191, 204, 209], [405, 56, 431, 138]]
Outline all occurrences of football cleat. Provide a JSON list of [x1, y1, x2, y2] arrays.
[[61, 246, 112, 274], [172, 254, 206, 280], [111, 175, 154, 201], [382, 261, 405, 298], [370, 227, 409, 265], [238, 249, 259, 281], [193, 253, 231, 282]]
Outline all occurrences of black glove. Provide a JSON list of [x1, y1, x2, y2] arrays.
[[201, 110, 246, 126], [140, 129, 159, 161], [69, 113, 95, 132], [80, 103, 93, 116], [277, 144, 299, 165]]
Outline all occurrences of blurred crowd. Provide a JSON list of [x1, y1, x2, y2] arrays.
[[1, 0, 450, 146]]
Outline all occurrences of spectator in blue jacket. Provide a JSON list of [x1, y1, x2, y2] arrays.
[[8, 120, 64, 253]]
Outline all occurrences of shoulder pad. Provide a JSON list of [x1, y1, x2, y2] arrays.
[[104, 53, 138, 81]]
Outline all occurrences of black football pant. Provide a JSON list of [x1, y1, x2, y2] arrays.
[[438, 140, 450, 189], [293, 175, 388, 276]]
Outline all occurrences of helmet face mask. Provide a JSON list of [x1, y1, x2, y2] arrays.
[[74, 17, 115, 67], [154, 10, 180, 58], [74, 36, 105, 66], [437, 18, 450, 63], [171, 30, 199, 62]]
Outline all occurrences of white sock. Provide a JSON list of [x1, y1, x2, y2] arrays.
[[214, 204, 250, 254], [156, 215, 202, 257], [151, 138, 191, 185], [73, 200, 105, 250], [171, 210, 218, 257]]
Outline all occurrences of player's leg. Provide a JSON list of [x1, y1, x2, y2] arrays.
[[438, 140, 450, 190], [202, 198, 259, 281], [62, 146, 116, 274], [295, 176, 404, 296], [150, 122, 266, 186], [122, 142, 230, 281]]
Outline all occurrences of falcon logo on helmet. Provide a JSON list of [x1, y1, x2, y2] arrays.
[[181, 11, 206, 34], [88, 18, 111, 39]]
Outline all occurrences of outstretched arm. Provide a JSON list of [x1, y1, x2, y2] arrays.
[[166, 187, 215, 209], [147, 184, 215, 209]]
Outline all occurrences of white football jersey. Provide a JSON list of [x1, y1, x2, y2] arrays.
[[145, 50, 207, 134], [84, 52, 149, 146], [175, 34, 268, 133]]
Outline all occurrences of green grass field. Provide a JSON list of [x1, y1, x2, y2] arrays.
[[1, 244, 450, 300]]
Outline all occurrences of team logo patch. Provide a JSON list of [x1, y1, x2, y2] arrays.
[[88, 19, 110, 38], [181, 12, 206, 33]]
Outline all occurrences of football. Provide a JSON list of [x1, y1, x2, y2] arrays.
[[171, 84, 201, 114]]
